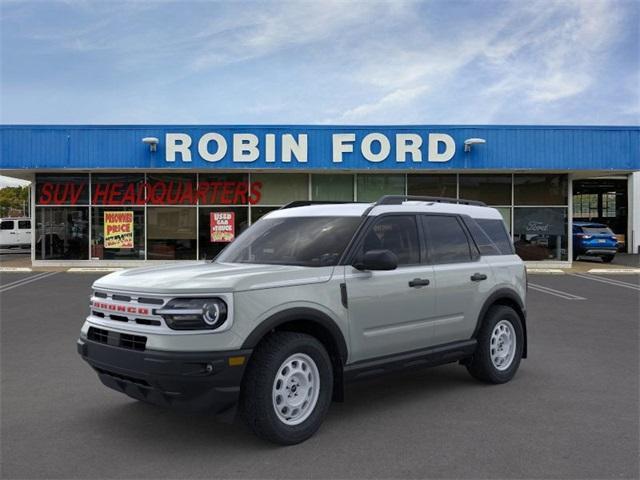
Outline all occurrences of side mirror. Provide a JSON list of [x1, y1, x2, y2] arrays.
[[353, 249, 398, 271]]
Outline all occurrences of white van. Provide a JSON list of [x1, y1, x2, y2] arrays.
[[0, 217, 32, 249]]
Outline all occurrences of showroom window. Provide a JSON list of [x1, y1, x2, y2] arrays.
[[513, 207, 568, 261], [514, 174, 568, 205], [198, 173, 253, 205], [407, 174, 456, 198], [199, 207, 249, 260], [147, 173, 198, 205], [36, 174, 89, 205], [252, 173, 308, 206], [356, 174, 405, 202], [35, 207, 89, 260], [311, 174, 354, 201], [147, 207, 197, 260], [91, 173, 146, 205], [91, 208, 145, 260], [459, 174, 511, 205]]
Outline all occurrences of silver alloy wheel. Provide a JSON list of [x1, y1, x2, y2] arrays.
[[272, 353, 320, 426], [490, 320, 516, 371]]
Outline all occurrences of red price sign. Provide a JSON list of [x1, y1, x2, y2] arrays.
[[210, 212, 235, 243]]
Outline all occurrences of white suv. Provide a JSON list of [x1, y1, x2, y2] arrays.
[[78, 195, 527, 445]]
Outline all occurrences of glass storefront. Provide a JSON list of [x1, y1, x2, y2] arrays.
[[34, 172, 570, 262]]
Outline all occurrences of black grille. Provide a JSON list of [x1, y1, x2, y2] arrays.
[[87, 327, 147, 351], [94, 367, 150, 386], [120, 333, 146, 351], [88, 326, 109, 344], [108, 314, 128, 322], [112, 294, 132, 302], [137, 297, 164, 305], [135, 318, 161, 326], [94, 291, 108, 298]]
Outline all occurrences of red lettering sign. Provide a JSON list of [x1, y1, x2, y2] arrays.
[[38, 180, 262, 205]]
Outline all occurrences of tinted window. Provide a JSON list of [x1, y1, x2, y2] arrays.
[[18, 220, 31, 229], [477, 219, 514, 255], [217, 216, 361, 267], [1, 220, 14, 230], [359, 216, 420, 265], [423, 215, 472, 264], [582, 226, 614, 235], [463, 218, 500, 256]]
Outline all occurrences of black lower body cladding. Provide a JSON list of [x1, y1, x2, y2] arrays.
[[77, 337, 252, 413]]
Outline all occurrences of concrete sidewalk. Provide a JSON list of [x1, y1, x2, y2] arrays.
[[2, 249, 639, 274]]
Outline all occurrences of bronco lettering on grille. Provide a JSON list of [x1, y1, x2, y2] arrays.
[[90, 300, 150, 316]]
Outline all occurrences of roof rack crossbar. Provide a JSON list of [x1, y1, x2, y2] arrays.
[[374, 195, 487, 207], [280, 200, 354, 210]]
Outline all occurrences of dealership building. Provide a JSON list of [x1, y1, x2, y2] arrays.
[[1, 125, 638, 267]]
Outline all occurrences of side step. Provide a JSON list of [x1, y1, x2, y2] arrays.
[[343, 339, 477, 381]]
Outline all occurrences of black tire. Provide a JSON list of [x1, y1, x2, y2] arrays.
[[240, 331, 333, 445], [466, 305, 524, 384], [601, 255, 614, 263]]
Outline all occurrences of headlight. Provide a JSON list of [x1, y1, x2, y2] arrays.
[[156, 298, 228, 330]]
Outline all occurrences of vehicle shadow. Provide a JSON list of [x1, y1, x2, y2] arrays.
[[83, 364, 486, 450]]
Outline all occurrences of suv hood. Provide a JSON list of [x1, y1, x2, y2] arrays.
[[92, 262, 335, 294]]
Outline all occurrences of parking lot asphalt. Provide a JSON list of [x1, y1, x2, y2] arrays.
[[1, 272, 638, 479]]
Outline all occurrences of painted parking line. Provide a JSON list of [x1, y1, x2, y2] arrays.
[[570, 273, 640, 291], [528, 282, 586, 300], [0, 271, 58, 293]]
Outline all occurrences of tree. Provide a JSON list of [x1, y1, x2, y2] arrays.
[[0, 186, 29, 217]]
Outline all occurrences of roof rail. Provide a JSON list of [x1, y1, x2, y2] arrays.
[[364, 195, 486, 214], [280, 200, 354, 210]]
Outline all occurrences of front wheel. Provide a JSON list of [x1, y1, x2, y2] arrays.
[[240, 331, 333, 445], [466, 305, 524, 384], [601, 255, 615, 263]]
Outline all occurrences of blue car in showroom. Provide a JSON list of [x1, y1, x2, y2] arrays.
[[572, 222, 619, 262]]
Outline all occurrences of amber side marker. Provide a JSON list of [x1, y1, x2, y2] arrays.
[[228, 356, 246, 366]]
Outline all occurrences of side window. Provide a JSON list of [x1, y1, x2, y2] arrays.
[[18, 220, 31, 229], [360, 215, 420, 265], [463, 218, 501, 256], [1, 220, 15, 230], [476, 219, 514, 255], [422, 215, 472, 264]]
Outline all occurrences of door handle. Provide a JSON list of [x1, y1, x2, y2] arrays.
[[470, 273, 487, 282], [409, 278, 430, 287]]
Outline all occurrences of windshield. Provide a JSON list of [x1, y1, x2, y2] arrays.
[[216, 216, 362, 267]]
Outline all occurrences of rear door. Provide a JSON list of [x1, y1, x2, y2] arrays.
[[0, 220, 17, 247], [421, 215, 492, 345], [344, 214, 436, 362], [18, 220, 31, 246]]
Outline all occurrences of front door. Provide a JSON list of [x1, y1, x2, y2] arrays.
[[344, 215, 436, 363], [0, 220, 17, 247]]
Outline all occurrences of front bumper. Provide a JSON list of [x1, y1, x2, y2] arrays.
[[77, 337, 252, 413]]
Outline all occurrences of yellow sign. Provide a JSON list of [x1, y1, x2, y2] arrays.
[[104, 211, 134, 249]]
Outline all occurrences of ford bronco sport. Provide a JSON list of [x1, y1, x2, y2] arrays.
[[78, 195, 527, 445]]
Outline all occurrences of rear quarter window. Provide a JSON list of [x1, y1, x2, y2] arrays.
[[476, 218, 514, 255]]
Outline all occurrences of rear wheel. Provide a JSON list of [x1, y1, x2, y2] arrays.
[[601, 255, 614, 263], [240, 331, 333, 445], [466, 305, 523, 384]]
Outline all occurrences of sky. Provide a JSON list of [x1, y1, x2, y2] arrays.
[[0, 0, 639, 126]]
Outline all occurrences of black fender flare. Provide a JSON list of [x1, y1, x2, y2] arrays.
[[473, 288, 528, 358], [241, 307, 349, 365]]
